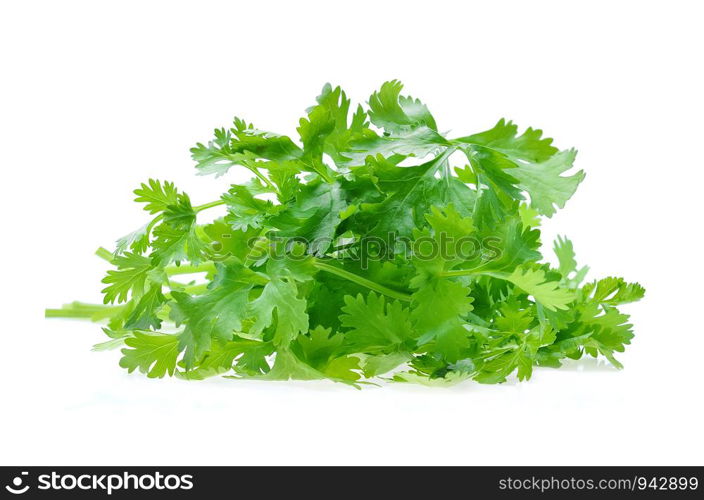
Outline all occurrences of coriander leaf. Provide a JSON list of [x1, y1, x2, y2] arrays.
[[554, 235, 577, 276], [298, 83, 352, 159], [150, 194, 207, 265], [248, 277, 308, 348], [101, 252, 152, 304], [511, 149, 585, 217], [393, 370, 470, 386], [171, 262, 254, 367], [269, 181, 347, 255], [582, 277, 646, 306], [254, 347, 362, 385], [234, 341, 274, 376], [202, 219, 260, 262], [475, 325, 555, 383], [472, 181, 517, 227], [115, 224, 149, 256], [461, 217, 541, 274], [368, 80, 437, 133], [191, 123, 302, 177], [342, 127, 448, 166], [291, 326, 362, 381], [222, 184, 276, 230], [264, 241, 317, 282], [181, 338, 267, 379], [266, 160, 302, 202], [92, 327, 132, 351], [123, 284, 165, 330], [340, 292, 414, 354], [133, 179, 179, 214], [458, 120, 584, 217], [461, 144, 523, 199], [456, 119, 557, 163], [354, 154, 450, 239], [411, 278, 474, 362], [360, 352, 410, 377], [502, 266, 575, 311], [553, 235, 590, 286], [582, 305, 634, 368], [424, 204, 475, 241], [150, 223, 206, 266], [494, 300, 535, 334], [119, 332, 180, 378], [293, 326, 343, 366]]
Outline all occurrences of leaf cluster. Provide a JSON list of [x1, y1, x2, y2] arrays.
[[49, 81, 644, 386]]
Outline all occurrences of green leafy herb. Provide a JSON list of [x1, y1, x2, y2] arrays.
[[46, 81, 644, 387]]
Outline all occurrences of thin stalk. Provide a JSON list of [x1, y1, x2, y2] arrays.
[[45, 308, 98, 319], [249, 167, 280, 195], [313, 261, 412, 302], [45, 302, 123, 319], [193, 199, 226, 213], [145, 213, 164, 238], [165, 262, 217, 276], [95, 247, 114, 263], [439, 269, 508, 280], [226, 154, 280, 195], [439, 269, 477, 278]]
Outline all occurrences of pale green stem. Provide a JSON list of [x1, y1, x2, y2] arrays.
[[439, 269, 508, 280], [95, 247, 114, 263], [165, 262, 217, 276], [226, 154, 280, 195], [45, 302, 123, 319], [313, 261, 412, 302], [193, 199, 226, 213]]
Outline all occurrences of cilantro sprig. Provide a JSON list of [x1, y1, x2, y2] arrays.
[[46, 81, 644, 386]]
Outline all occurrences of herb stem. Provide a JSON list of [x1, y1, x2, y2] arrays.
[[145, 213, 164, 237], [250, 168, 279, 194], [95, 247, 114, 263], [193, 200, 226, 213], [165, 262, 217, 276], [44, 302, 123, 319], [313, 261, 412, 302], [228, 154, 280, 195], [439, 269, 507, 280], [164, 282, 210, 296], [439, 269, 477, 278]]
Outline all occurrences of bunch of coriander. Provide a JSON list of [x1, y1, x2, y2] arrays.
[[47, 81, 644, 386]]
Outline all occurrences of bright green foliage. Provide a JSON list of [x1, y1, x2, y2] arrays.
[[222, 185, 276, 230], [503, 267, 575, 312], [170, 263, 254, 366], [248, 276, 309, 348], [119, 332, 179, 378], [47, 82, 644, 387], [133, 179, 180, 214], [368, 80, 437, 133], [340, 293, 415, 354], [100, 252, 152, 304]]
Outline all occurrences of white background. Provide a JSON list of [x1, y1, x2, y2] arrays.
[[1, 0, 702, 466]]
